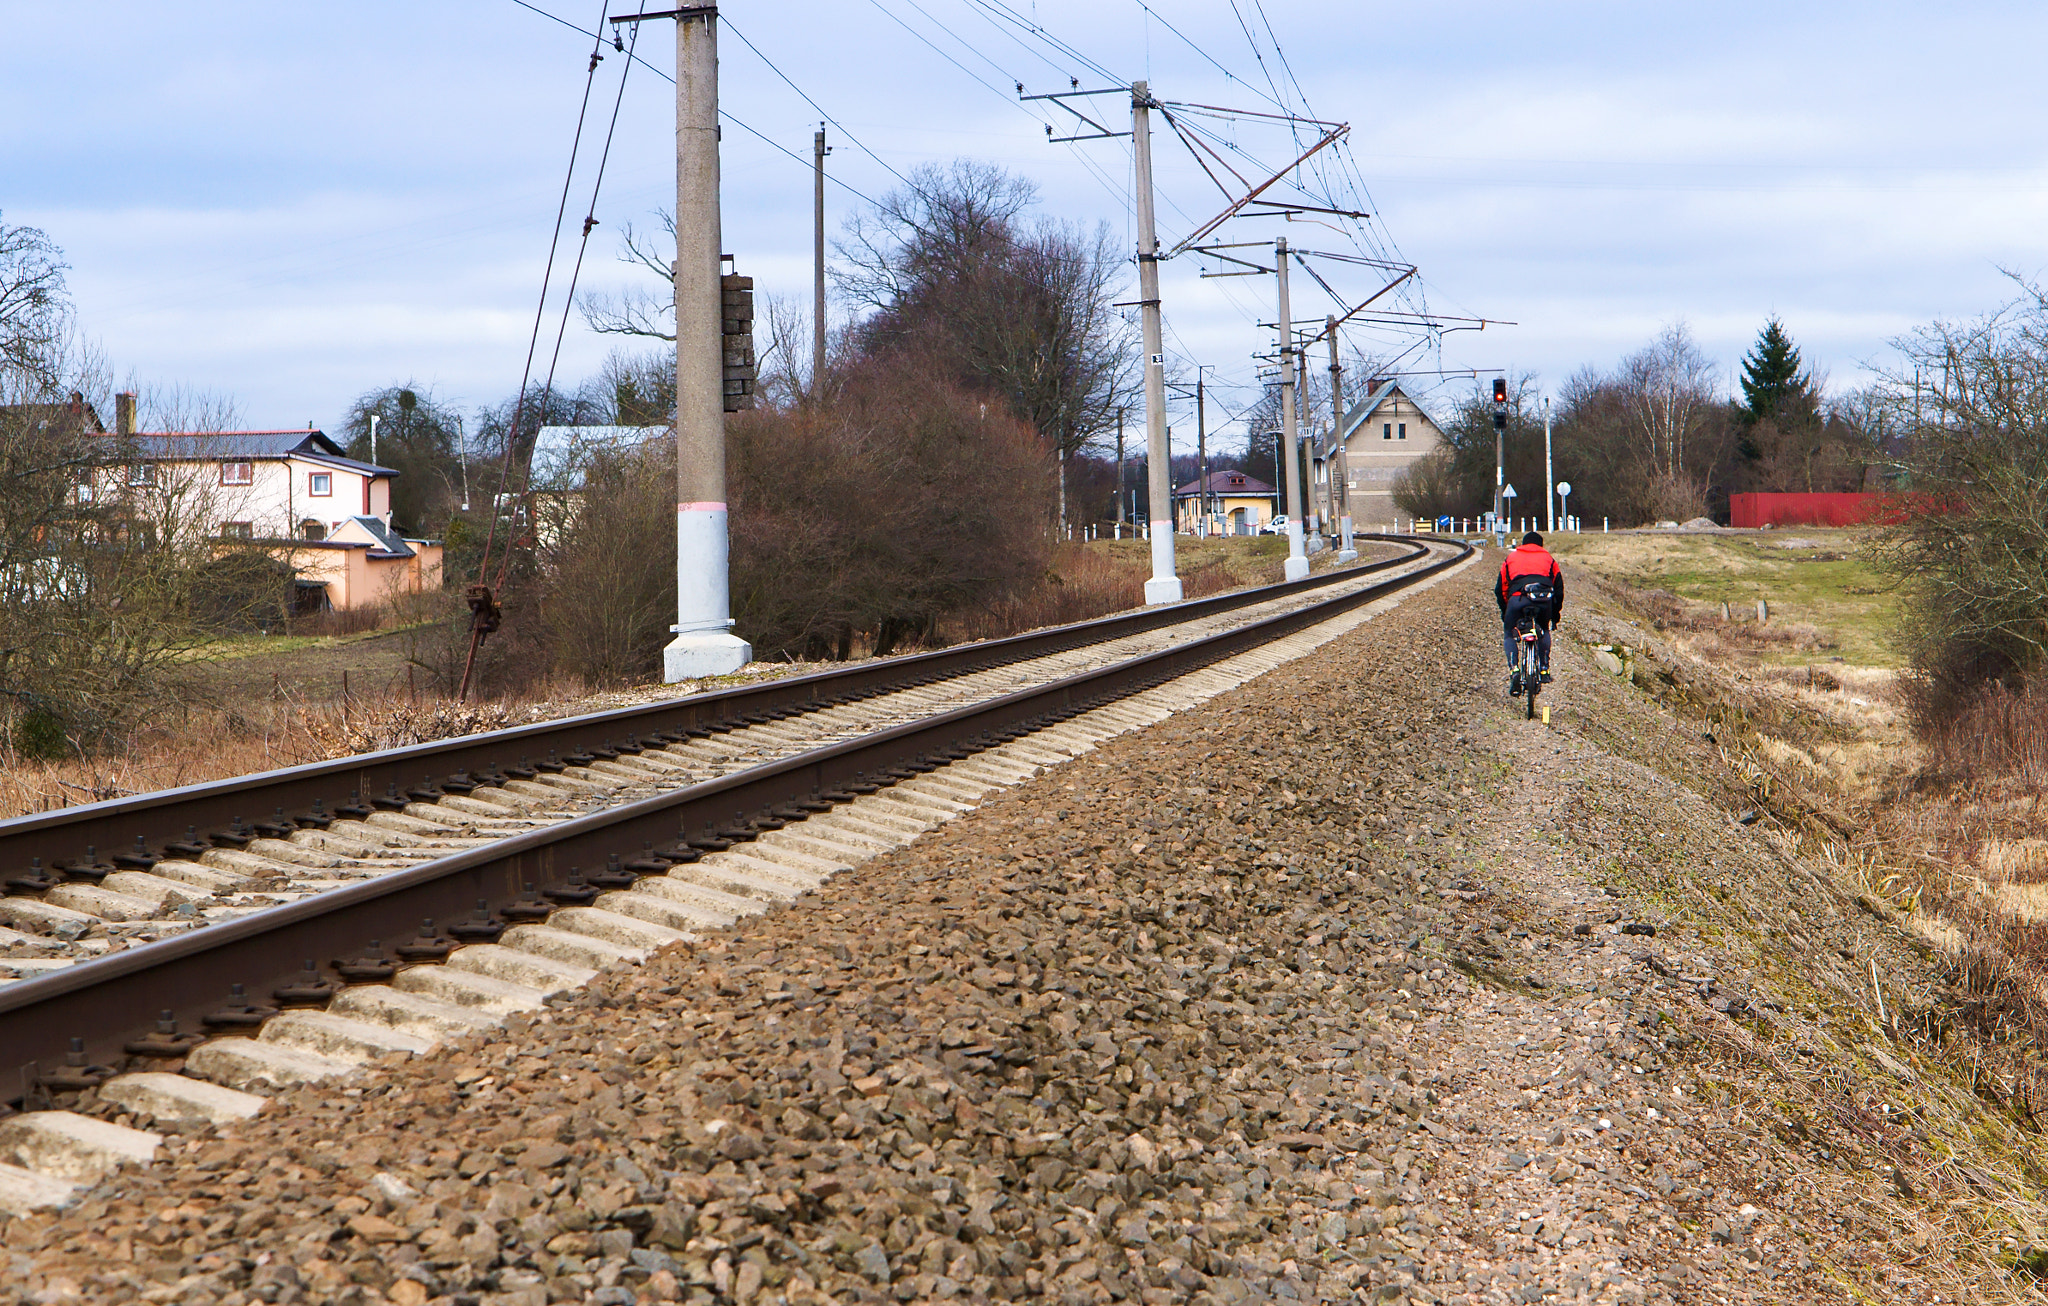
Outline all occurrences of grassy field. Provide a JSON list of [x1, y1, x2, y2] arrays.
[[169, 623, 430, 703], [1547, 527, 1903, 668]]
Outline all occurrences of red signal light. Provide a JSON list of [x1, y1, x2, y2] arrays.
[[1492, 378, 1507, 403]]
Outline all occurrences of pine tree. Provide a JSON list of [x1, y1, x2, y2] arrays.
[[1738, 317, 1811, 425]]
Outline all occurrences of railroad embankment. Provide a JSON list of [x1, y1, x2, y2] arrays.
[[6, 556, 2031, 1305]]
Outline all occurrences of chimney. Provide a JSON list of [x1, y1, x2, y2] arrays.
[[115, 392, 137, 436], [1364, 379, 1383, 398]]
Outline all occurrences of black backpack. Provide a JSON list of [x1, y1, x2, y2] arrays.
[[1514, 576, 1555, 606]]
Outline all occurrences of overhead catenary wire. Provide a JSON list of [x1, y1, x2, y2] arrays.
[[720, 15, 915, 190], [467, 0, 615, 686], [508, 0, 884, 207], [493, 11, 646, 596]]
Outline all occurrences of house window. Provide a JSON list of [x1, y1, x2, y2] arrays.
[[220, 522, 253, 541], [220, 461, 253, 485], [127, 463, 155, 485], [308, 472, 332, 497], [301, 519, 326, 541], [1398, 423, 1408, 440]]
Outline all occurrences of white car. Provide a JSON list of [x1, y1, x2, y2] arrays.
[[1259, 515, 1290, 535]]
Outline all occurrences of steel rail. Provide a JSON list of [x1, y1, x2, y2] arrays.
[[0, 536, 1467, 1106], [0, 538, 1428, 880]]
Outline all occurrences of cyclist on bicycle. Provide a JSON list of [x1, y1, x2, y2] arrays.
[[1497, 531, 1563, 695]]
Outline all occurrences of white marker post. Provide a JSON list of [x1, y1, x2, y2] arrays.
[[1557, 482, 1572, 535]]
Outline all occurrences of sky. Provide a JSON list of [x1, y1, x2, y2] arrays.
[[7, 1, 2048, 451]]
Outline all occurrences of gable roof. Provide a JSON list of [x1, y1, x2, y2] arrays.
[[1332, 382, 1443, 451], [329, 515, 419, 557], [1173, 468, 1276, 498], [1318, 384, 1449, 460], [120, 430, 399, 475]]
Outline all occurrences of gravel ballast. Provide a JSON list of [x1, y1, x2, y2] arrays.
[[4, 564, 2023, 1304]]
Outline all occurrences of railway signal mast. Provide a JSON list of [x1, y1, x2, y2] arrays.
[[1491, 376, 1509, 530], [616, 3, 753, 680]]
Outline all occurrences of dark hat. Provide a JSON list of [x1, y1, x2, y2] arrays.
[[1522, 531, 1544, 545]]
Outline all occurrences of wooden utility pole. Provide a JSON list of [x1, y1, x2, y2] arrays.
[[813, 126, 829, 396], [1327, 315, 1356, 561], [1130, 81, 1182, 604], [1275, 236, 1308, 581]]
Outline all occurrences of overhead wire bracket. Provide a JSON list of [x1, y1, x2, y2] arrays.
[[1018, 83, 1131, 142]]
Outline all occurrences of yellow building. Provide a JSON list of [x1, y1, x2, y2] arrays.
[[1173, 469, 1278, 536]]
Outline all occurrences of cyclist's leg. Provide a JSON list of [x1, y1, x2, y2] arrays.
[[1501, 614, 1518, 668], [1537, 620, 1552, 672]]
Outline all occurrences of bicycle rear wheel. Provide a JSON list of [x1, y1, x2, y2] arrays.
[[1521, 634, 1541, 719]]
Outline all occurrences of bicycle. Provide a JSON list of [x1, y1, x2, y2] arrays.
[[1513, 615, 1543, 719]]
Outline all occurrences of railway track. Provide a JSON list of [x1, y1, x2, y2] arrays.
[[0, 535, 1472, 1214]]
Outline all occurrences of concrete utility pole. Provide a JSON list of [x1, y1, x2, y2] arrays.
[[1275, 237, 1308, 581], [1195, 369, 1209, 537], [664, 3, 751, 679], [1130, 81, 1183, 604], [813, 126, 829, 396], [1296, 338, 1320, 553], [1328, 316, 1356, 562], [1543, 396, 1554, 533]]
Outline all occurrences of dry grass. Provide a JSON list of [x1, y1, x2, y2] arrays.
[[0, 686, 578, 821], [951, 540, 1282, 642]]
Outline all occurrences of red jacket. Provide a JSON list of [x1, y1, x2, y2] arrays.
[[1497, 543, 1563, 615]]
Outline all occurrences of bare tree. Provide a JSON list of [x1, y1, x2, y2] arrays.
[[578, 211, 679, 343], [835, 160, 1139, 465], [1617, 322, 1718, 487], [0, 214, 70, 387], [1870, 277, 2048, 710]]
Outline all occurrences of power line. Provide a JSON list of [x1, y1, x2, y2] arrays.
[[1129, 0, 1283, 111], [719, 15, 915, 189], [508, 0, 884, 207]]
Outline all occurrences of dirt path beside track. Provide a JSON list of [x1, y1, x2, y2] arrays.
[[5, 560, 2020, 1305]]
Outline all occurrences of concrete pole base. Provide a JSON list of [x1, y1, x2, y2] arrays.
[[1143, 576, 1185, 605], [663, 631, 753, 682], [1283, 555, 1310, 581], [1336, 548, 1358, 563]]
